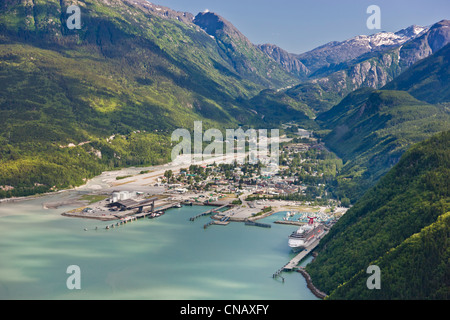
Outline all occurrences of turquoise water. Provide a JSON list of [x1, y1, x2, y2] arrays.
[[0, 192, 317, 300]]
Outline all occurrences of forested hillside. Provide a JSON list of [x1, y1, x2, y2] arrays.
[[306, 130, 450, 299], [316, 43, 450, 203], [0, 0, 302, 198], [383, 43, 450, 104]]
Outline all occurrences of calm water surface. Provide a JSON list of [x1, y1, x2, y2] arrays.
[[0, 191, 317, 300]]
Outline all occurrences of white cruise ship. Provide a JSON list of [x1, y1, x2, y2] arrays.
[[288, 217, 324, 252]]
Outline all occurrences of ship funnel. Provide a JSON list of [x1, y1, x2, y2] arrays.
[[307, 216, 317, 225]]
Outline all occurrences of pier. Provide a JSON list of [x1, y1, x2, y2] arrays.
[[155, 202, 182, 212], [283, 234, 323, 271], [202, 208, 232, 229], [272, 229, 329, 283], [203, 221, 229, 229], [245, 220, 271, 228], [203, 219, 230, 229], [88, 202, 184, 231], [190, 204, 229, 221]]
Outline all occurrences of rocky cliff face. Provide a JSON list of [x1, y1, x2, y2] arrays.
[[313, 48, 402, 94], [335, 20, 450, 92], [194, 11, 248, 43], [257, 43, 310, 79], [123, 0, 195, 25], [193, 11, 298, 88], [398, 20, 450, 69], [296, 24, 428, 75]]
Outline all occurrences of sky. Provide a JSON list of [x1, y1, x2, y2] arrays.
[[151, 0, 450, 53]]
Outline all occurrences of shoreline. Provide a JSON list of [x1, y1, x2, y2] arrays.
[[0, 150, 267, 205], [0, 149, 335, 300], [2, 180, 331, 300], [297, 266, 328, 300], [0, 189, 72, 205], [296, 250, 328, 300]]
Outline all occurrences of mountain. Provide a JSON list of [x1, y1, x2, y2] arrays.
[[258, 25, 428, 81], [193, 11, 298, 88], [316, 87, 450, 202], [257, 43, 310, 79], [0, 0, 298, 198], [311, 37, 450, 205], [260, 21, 449, 115], [297, 25, 428, 76], [121, 1, 195, 24], [397, 20, 450, 70], [0, 1, 448, 200], [383, 43, 450, 104], [241, 88, 316, 127], [305, 130, 450, 300]]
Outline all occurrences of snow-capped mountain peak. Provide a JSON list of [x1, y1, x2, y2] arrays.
[[344, 25, 429, 50], [296, 24, 430, 73]]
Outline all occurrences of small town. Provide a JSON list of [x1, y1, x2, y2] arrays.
[[61, 128, 348, 229], [57, 128, 348, 297]]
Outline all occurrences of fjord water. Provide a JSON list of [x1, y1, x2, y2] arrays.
[[0, 192, 317, 300]]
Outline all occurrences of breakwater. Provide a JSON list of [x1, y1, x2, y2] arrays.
[[297, 267, 327, 299]]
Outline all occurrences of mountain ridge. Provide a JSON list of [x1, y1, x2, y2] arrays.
[[306, 130, 450, 299], [314, 42, 450, 201], [257, 20, 449, 114], [0, 0, 297, 197], [193, 10, 299, 88]]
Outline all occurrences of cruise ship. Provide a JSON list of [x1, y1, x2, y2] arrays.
[[288, 217, 324, 252]]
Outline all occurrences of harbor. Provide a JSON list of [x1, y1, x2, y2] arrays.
[[0, 195, 319, 300], [283, 229, 328, 271], [0, 133, 347, 300], [66, 184, 335, 299]]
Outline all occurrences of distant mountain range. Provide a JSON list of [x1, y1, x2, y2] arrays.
[[261, 24, 428, 78], [256, 20, 450, 114]]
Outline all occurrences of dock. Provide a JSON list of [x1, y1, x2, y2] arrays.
[[285, 229, 329, 271], [87, 202, 183, 231], [272, 229, 328, 281], [190, 204, 229, 221], [244, 220, 271, 228], [202, 208, 233, 229], [283, 235, 323, 271], [156, 202, 182, 211], [203, 220, 230, 229], [274, 220, 305, 226], [203, 216, 231, 229]]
